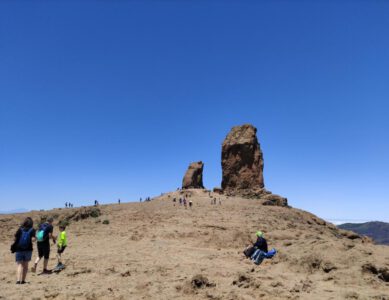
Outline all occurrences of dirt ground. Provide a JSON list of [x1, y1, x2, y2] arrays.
[[1, 189, 388, 299]]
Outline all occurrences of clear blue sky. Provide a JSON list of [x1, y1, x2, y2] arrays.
[[1, 1, 388, 221]]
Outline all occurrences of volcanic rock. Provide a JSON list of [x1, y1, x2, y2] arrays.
[[182, 161, 204, 189], [261, 193, 288, 207], [221, 124, 287, 206], [221, 124, 264, 192]]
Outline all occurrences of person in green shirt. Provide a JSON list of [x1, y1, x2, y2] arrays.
[[56, 225, 67, 269]]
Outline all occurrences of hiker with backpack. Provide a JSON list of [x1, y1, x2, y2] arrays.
[[12, 217, 36, 284], [32, 217, 56, 274]]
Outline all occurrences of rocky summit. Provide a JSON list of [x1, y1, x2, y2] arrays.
[[221, 124, 287, 206], [221, 124, 265, 192], [182, 161, 204, 189]]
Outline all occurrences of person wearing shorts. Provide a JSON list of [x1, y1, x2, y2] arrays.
[[56, 225, 67, 269], [14, 217, 36, 284], [32, 217, 56, 274]]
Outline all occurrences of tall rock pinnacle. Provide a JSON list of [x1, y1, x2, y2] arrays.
[[182, 161, 204, 189], [221, 124, 264, 191]]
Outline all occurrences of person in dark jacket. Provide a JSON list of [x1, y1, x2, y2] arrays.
[[251, 231, 268, 265], [253, 231, 268, 253], [14, 217, 36, 284]]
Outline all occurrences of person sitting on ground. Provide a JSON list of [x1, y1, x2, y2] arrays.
[[250, 231, 276, 265], [13, 217, 36, 284], [32, 217, 56, 274], [189, 200, 193, 207], [55, 225, 67, 270]]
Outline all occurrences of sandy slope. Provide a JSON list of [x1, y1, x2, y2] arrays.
[[0, 189, 388, 300]]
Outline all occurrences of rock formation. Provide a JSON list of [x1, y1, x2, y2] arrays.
[[221, 124, 264, 191], [182, 161, 204, 189], [221, 124, 287, 206]]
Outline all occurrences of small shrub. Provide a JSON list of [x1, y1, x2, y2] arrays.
[[90, 208, 101, 218], [102, 219, 110, 225]]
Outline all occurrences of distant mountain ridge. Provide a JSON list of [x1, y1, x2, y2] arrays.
[[338, 221, 389, 245], [0, 208, 29, 214]]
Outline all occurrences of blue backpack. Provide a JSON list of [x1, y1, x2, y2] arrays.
[[17, 228, 33, 250], [264, 248, 277, 259]]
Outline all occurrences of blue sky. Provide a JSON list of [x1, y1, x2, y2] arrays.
[[0, 1, 388, 221]]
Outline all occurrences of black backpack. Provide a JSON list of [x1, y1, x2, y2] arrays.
[[243, 246, 256, 258]]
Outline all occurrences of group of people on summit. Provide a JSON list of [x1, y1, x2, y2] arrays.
[[11, 217, 67, 284]]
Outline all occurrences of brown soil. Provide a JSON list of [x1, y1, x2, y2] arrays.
[[1, 189, 388, 299]]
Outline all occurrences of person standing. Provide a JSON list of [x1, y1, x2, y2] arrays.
[[55, 225, 67, 270], [32, 217, 56, 274], [13, 217, 36, 284]]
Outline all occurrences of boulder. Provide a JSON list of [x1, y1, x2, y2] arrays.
[[213, 187, 223, 194], [261, 193, 288, 207], [182, 161, 204, 189], [221, 124, 264, 191]]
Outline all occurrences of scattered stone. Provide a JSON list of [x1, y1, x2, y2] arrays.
[[232, 273, 254, 288], [182, 161, 205, 189], [345, 291, 360, 299], [121, 271, 131, 277], [191, 275, 215, 289], [340, 229, 361, 240], [322, 262, 337, 273], [213, 187, 223, 194], [362, 263, 389, 282], [262, 194, 288, 207]]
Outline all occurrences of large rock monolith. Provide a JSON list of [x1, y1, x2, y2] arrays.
[[221, 124, 264, 191], [221, 124, 287, 206], [182, 161, 204, 189]]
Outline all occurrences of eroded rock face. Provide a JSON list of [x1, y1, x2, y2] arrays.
[[221, 124, 287, 207], [221, 124, 264, 191], [182, 161, 204, 189]]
